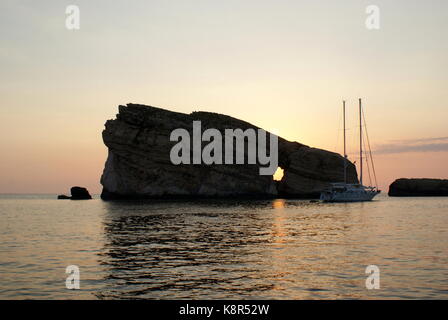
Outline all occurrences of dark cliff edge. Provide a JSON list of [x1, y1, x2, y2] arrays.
[[100, 103, 358, 200], [389, 178, 448, 197]]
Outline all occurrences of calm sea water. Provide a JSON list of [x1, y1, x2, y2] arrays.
[[0, 194, 447, 299]]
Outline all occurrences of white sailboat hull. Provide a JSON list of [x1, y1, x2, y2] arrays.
[[320, 184, 381, 202]]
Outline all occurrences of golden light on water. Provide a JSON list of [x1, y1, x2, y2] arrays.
[[272, 199, 285, 209], [271, 199, 287, 244]]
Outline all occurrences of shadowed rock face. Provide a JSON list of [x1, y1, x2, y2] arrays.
[[389, 178, 448, 197], [57, 186, 92, 200], [71, 186, 92, 200], [100, 104, 358, 199]]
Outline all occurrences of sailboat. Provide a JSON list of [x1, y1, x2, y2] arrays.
[[320, 99, 381, 202]]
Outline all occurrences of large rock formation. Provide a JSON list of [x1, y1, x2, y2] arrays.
[[389, 178, 448, 197], [100, 104, 358, 199]]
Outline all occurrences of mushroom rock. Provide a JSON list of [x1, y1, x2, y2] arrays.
[[100, 104, 358, 200]]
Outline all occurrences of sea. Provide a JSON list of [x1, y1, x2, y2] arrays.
[[0, 193, 447, 299]]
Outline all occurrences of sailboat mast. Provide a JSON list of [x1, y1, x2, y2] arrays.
[[359, 98, 363, 186], [343, 100, 347, 184]]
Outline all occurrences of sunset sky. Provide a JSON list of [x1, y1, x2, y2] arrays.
[[1, 0, 447, 193]]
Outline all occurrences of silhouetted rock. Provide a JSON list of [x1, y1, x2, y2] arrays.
[[389, 178, 448, 197], [57, 194, 71, 199], [100, 104, 358, 200], [70, 186, 92, 200]]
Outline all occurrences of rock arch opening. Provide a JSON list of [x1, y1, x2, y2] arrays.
[[273, 167, 284, 181]]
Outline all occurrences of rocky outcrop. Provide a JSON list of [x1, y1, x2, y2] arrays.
[[71, 186, 92, 200], [58, 186, 92, 200], [100, 104, 358, 199], [389, 178, 448, 197]]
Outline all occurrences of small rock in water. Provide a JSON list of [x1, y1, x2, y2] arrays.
[[57, 186, 92, 200], [70, 186, 92, 200]]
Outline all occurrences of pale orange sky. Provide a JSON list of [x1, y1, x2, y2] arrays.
[[1, 1, 447, 194]]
